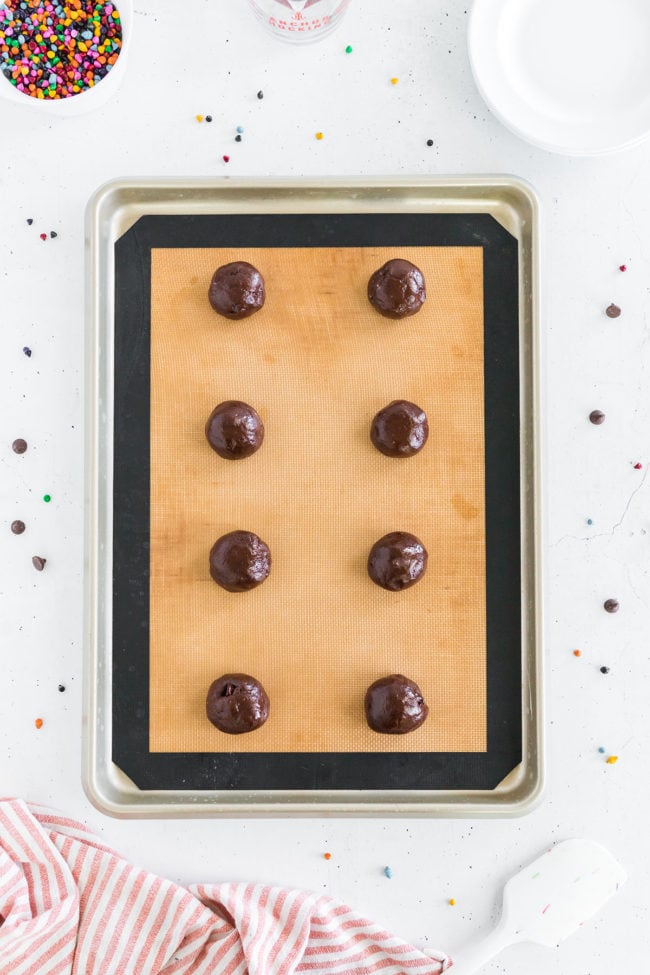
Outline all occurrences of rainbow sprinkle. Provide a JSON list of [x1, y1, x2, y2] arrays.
[[0, 2, 122, 101]]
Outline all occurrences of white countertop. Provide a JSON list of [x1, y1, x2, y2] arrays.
[[1, 2, 649, 971]]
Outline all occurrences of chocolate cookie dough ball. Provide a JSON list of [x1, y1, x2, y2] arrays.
[[206, 673, 270, 734], [205, 400, 264, 459], [364, 674, 429, 734], [208, 261, 265, 319], [210, 530, 271, 592], [367, 259, 426, 319], [367, 531, 427, 591], [371, 400, 429, 457]]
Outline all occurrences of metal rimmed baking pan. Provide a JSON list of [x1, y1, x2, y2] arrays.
[[84, 177, 542, 817]]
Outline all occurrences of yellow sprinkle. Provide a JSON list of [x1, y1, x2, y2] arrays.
[[390, 77, 399, 85], [196, 114, 204, 123], [448, 898, 456, 906], [606, 755, 619, 764], [315, 131, 324, 140]]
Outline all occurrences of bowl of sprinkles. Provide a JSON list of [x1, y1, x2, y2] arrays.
[[0, 0, 131, 115]]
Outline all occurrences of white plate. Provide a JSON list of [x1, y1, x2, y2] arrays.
[[468, 0, 650, 155]]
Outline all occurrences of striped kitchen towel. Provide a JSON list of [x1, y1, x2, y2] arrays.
[[0, 799, 450, 975]]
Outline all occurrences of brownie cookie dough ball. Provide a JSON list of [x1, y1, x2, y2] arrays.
[[210, 530, 271, 592], [367, 259, 426, 319], [206, 673, 270, 734], [364, 674, 429, 734], [367, 531, 427, 591], [371, 400, 429, 457], [208, 261, 265, 319], [205, 400, 264, 459]]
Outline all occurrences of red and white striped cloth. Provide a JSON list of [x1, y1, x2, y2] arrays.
[[0, 799, 450, 975]]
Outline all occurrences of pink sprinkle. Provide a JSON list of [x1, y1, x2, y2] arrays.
[[542, 904, 551, 914], [634, 462, 643, 470], [619, 264, 627, 271]]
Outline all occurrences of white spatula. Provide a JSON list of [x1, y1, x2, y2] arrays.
[[448, 839, 626, 974]]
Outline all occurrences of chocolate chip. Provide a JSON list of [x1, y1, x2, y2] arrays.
[[32, 556, 46, 571], [603, 598, 619, 613], [589, 410, 606, 425], [58, 684, 66, 692], [12, 438, 27, 454], [605, 303, 621, 318], [235, 133, 242, 142], [11, 520, 25, 535], [600, 666, 610, 674]]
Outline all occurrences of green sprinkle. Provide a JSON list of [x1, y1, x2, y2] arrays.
[[345, 44, 353, 53], [43, 494, 51, 503]]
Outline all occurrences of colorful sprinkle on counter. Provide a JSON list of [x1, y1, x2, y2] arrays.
[[0, 2, 122, 100]]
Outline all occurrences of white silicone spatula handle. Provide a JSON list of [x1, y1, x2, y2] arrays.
[[446, 921, 514, 975]]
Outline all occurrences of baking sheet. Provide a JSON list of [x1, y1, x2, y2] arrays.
[[149, 245, 486, 754], [84, 177, 542, 816]]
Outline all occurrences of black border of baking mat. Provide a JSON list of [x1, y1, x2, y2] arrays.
[[112, 212, 521, 792]]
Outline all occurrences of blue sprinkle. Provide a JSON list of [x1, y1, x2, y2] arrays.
[[598, 747, 606, 754], [22, 346, 32, 357], [236, 125, 244, 133], [384, 866, 392, 879], [587, 518, 593, 525], [82, 30, 93, 38]]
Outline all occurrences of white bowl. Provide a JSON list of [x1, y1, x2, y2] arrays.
[[468, 0, 650, 156], [0, 0, 132, 117]]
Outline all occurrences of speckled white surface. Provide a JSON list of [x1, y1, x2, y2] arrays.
[[1, 2, 649, 972]]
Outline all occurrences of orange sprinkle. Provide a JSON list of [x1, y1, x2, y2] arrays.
[[448, 898, 456, 906], [34, 718, 43, 729], [315, 131, 324, 140], [606, 755, 619, 765], [573, 649, 582, 657], [323, 852, 332, 860]]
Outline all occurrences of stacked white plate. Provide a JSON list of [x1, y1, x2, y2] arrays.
[[469, 0, 650, 155]]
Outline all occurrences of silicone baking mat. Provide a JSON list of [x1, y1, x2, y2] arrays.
[[112, 212, 522, 791], [149, 245, 485, 754]]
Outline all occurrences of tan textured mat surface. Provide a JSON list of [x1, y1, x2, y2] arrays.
[[149, 245, 486, 753]]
